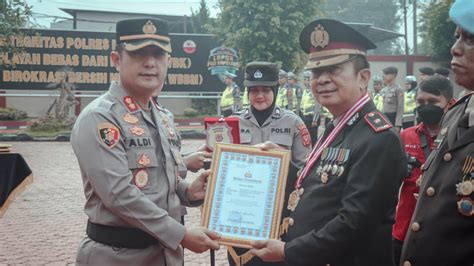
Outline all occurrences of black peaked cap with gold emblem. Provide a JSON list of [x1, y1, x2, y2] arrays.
[[299, 19, 376, 69], [243, 61, 279, 87], [116, 18, 172, 53]]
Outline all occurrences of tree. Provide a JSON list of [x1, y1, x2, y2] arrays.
[[212, 0, 322, 72], [0, 0, 32, 56], [418, 0, 455, 66], [320, 0, 403, 54], [190, 0, 211, 34]]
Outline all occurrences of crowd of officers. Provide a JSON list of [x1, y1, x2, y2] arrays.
[[70, 0, 473, 265]]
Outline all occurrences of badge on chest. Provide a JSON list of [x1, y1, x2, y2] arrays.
[[456, 156, 474, 217]]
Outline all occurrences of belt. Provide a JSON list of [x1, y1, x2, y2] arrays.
[[86, 221, 159, 249]]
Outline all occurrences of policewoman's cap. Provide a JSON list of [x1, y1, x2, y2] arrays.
[[278, 69, 288, 78], [288, 72, 297, 80], [405, 75, 417, 83], [383, 66, 398, 75], [372, 76, 382, 84], [450, 0, 474, 34], [419, 66, 434, 75], [243, 61, 279, 87], [303, 71, 311, 79], [116, 18, 172, 53], [299, 19, 376, 69]]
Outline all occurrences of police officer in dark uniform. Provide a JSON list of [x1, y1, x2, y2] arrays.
[[228, 61, 311, 266], [250, 18, 407, 266], [401, 0, 474, 265]]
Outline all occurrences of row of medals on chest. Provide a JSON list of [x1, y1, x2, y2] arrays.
[[455, 156, 474, 217], [287, 147, 350, 212]]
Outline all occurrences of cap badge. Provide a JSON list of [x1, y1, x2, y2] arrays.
[[311, 24, 329, 48], [143, 20, 157, 35], [254, 70, 263, 79]]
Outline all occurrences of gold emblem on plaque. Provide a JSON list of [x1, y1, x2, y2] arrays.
[[143, 20, 157, 35], [310, 24, 330, 48]]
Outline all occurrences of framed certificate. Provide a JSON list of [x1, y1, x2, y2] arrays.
[[201, 143, 291, 249]]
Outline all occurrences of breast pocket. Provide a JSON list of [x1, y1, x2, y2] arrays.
[[386, 93, 396, 103], [126, 149, 160, 194], [269, 134, 293, 149], [240, 132, 252, 144]]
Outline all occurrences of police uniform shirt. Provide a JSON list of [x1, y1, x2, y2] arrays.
[[401, 94, 474, 266], [382, 83, 405, 126], [234, 106, 311, 168], [282, 101, 407, 266], [71, 82, 196, 266]]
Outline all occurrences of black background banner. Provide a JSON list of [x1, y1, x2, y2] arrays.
[[0, 29, 242, 93]]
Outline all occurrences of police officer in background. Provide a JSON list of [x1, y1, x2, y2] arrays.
[[251, 19, 406, 266], [301, 70, 321, 144], [418, 66, 435, 83], [382, 66, 405, 130], [371, 76, 384, 111], [276, 70, 290, 109], [220, 71, 240, 116], [229, 61, 312, 266], [434, 67, 450, 79], [401, 0, 474, 264], [71, 18, 220, 266], [403, 75, 417, 129], [288, 72, 303, 115], [392, 76, 455, 265]]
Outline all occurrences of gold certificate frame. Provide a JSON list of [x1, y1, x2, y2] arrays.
[[201, 143, 291, 249]]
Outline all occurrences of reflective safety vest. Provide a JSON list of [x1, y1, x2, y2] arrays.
[[404, 90, 416, 114], [373, 93, 384, 111], [220, 85, 234, 110], [276, 86, 288, 108], [242, 88, 249, 109], [301, 89, 316, 115]]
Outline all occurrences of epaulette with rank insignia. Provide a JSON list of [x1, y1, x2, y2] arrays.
[[364, 111, 392, 132], [449, 91, 473, 110]]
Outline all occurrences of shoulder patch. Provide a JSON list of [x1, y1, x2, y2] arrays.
[[364, 112, 392, 132], [297, 123, 311, 148], [98, 123, 120, 148]]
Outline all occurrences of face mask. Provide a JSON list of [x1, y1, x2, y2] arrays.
[[416, 103, 444, 125]]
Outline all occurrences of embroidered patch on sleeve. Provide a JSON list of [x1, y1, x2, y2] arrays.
[[297, 123, 311, 148], [97, 123, 120, 148]]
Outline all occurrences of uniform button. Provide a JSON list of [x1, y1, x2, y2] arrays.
[[411, 222, 421, 232], [443, 152, 452, 162], [440, 127, 447, 135], [426, 187, 436, 196], [403, 261, 412, 266]]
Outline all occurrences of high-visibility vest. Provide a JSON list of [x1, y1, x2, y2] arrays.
[[220, 85, 234, 110], [242, 88, 249, 108], [373, 93, 384, 111], [301, 89, 316, 115], [276, 86, 288, 108], [404, 90, 416, 114]]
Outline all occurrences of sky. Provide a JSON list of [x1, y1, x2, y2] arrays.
[[25, 0, 220, 28]]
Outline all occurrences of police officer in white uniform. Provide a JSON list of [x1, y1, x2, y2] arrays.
[[228, 61, 312, 265], [71, 18, 220, 266]]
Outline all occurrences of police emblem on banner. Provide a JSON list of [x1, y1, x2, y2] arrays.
[[97, 123, 120, 148]]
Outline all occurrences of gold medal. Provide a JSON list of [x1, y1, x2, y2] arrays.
[[321, 172, 329, 184], [456, 180, 473, 196], [287, 188, 304, 211]]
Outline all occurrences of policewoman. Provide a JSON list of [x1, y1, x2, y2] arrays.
[[401, 0, 474, 264], [250, 19, 406, 266], [220, 71, 240, 116], [403, 75, 417, 129], [71, 18, 220, 266], [228, 61, 312, 265]]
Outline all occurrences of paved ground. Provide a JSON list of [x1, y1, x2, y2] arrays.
[[0, 141, 229, 265]]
